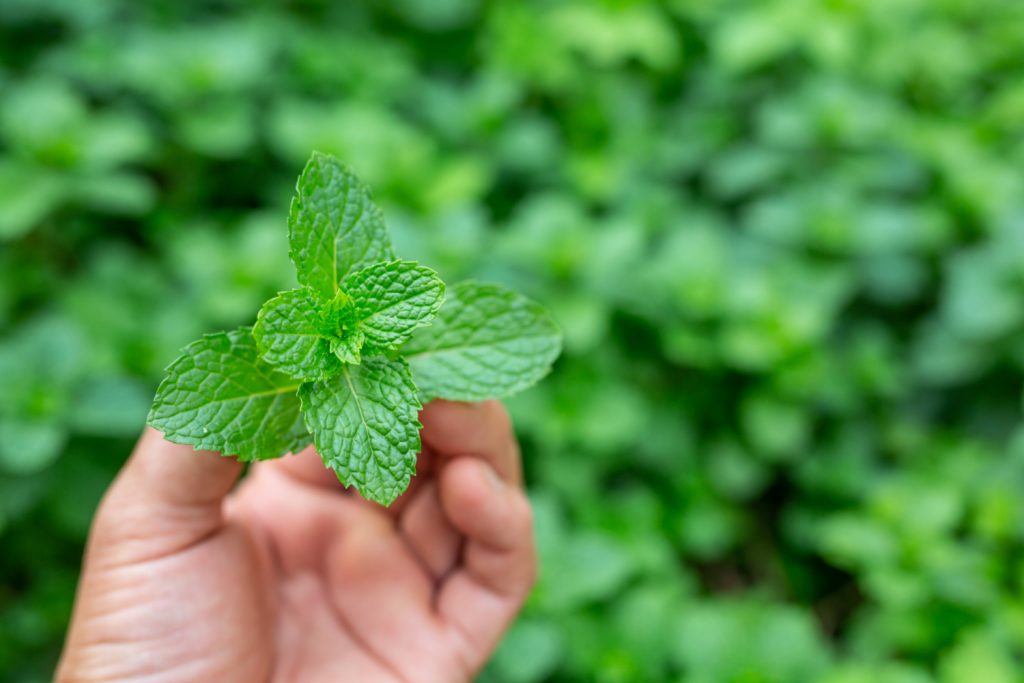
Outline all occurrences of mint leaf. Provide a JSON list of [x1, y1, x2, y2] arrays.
[[402, 281, 562, 401], [0, 417, 65, 475], [282, 409, 314, 455], [344, 260, 446, 353], [148, 328, 303, 460], [253, 288, 345, 380], [148, 154, 561, 507], [288, 152, 395, 299], [320, 289, 366, 363], [299, 357, 422, 506], [329, 331, 365, 365]]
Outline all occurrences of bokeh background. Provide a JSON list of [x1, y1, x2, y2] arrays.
[[4, 0, 1024, 681]]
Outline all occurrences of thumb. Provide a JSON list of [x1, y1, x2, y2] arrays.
[[89, 427, 243, 566]]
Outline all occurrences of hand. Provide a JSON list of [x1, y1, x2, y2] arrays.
[[57, 400, 536, 682]]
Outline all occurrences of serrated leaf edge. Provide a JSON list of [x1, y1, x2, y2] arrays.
[[297, 358, 424, 506], [146, 327, 304, 461], [345, 259, 447, 351]]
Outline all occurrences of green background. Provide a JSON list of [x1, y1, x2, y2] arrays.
[[3, 0, 1024, 681]]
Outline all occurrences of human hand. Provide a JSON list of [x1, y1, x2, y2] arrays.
[[56, 400, 536, 682]]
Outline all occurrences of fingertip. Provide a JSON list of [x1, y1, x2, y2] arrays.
[[421, 400, 513, 444], [443, 457, 499, 515], [440, 458, 531, 551], [420, 400, 520, 483], [139, 425, 206, 455], [265, 444, 341, 490], [421, 398, 509, 426], [134, 426, 240, 475], [116, 427, 244, 508]]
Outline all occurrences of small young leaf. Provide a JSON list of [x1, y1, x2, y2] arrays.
[[299, 357, 422, 505], [402, 281, 562, 401], [148, 328, 303, 460], [329, 331, 365, 365], [343, 260, 446, 353], [253, 288, 345, 380], [319, 289, 366, 363], [289, 152, 395, 299]]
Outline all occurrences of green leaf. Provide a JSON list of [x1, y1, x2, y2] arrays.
[[288, 152, 395, 299], [0, 418, 66, 475], [329, 329, 365, 364], [253, 288, 346, 380], [69, 376, 151, 437], [0, 161, 64, 240], [282, 409, 314, 455], [148, 328, 303, 460], [403, 281, 562, 401], [343, 260, 446, 352], [299, 357, 422, 505], [319, 289, 365, 363]]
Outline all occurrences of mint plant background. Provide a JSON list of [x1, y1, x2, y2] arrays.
[[4, 1, 1024, 682]]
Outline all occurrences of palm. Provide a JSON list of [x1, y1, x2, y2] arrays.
[[227, 451, 476, 683], [58, 402, 534, 683]]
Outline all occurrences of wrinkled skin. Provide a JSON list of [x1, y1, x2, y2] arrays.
[[57, 400, 536, 682]]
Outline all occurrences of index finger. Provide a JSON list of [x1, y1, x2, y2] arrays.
[[419, 400, 521, 485]]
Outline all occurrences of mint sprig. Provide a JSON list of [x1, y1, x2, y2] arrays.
[[147, 152, 562, 505]]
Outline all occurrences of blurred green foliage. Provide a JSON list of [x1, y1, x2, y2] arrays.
[[3, 0, 1024, 681]]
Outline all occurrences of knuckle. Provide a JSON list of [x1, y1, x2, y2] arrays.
[[447, 459, 489, 509], [509, 492, 534, 536], [461, 478, 492, 513]]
